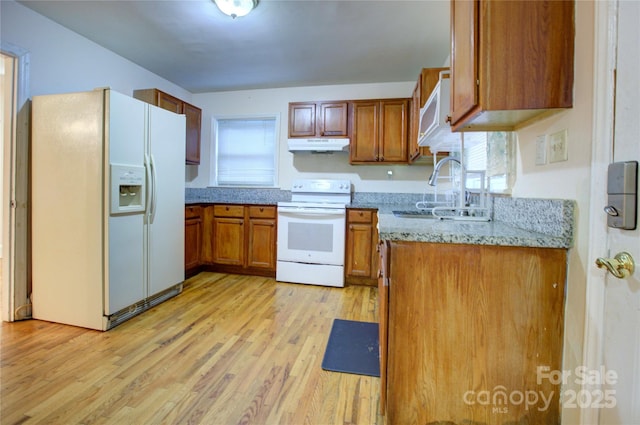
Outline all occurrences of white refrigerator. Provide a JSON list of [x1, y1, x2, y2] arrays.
[[31, 88, 185, 330]]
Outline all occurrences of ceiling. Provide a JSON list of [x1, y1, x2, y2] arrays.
[[18, 0, 451, 94]]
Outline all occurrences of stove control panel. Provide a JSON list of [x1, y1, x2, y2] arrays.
[[291, 179, 351, 194]]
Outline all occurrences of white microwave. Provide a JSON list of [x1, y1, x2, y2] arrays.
[[417, 71, 461, 152]]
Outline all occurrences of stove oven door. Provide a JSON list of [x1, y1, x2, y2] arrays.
[[276, 206, 346, 266]]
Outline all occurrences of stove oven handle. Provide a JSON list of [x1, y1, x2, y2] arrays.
[[277, 207, 346, 216]]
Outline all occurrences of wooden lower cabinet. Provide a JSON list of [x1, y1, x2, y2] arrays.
[[380, 241, 567, 424], [185, 204, 277, 278], [209, 204, 277, 277], [345, 208, 378, 286], [212, 205, 245, 266], [247, 206, 277, 270], [184, 206, 203, 277]]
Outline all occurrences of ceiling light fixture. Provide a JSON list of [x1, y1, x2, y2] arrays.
[[213, 0, 258, 19]]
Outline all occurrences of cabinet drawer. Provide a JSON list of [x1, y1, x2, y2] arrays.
[[348, 209, 373, 223], [185, 205, 202, 219], [249, 205, 276, 219], [213, 204, 244, 218]]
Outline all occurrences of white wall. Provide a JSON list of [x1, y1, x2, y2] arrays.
[[0, 0, 191, 103], [191, 83, 435, 193], [511, 2, 594, 423]]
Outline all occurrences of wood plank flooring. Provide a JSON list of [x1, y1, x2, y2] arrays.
[[1, 272, 383, 425]]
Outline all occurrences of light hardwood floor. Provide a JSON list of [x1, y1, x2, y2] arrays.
[[1, 272, 383, 425]]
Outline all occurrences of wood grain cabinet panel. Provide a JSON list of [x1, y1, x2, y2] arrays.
[[349, 99, 409, 164], [381, 241, 567, 424], [184, 206, 202, 276], [203, 204, 277, 277], [288, 101, 348, 138], [133, 88, 202, 164], [345, 209, 378, 286], [409, 67, 449, 163], [450, 0, 574, 131]]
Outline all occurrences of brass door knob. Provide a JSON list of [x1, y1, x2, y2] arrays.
[[595, 252, 635, 279]]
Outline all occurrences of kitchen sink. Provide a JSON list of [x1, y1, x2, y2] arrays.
[[392, 210, 436, 219]]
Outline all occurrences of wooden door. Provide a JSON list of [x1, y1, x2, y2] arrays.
[[318, 101, 348, 136], [288, 102, 316, 137], [450, 0, 478, 126], [213, 216, 245, 266], [346, 210, 375, 277], [377, 240, 390, 415], [247, 218, 276, 270], [386, 242, 566, 425], [349, 101, 379, 162], [201, 205, 215, 264], [183, 102, 201, 164], [184, 208, 202, 271], [157, 91, 183, 114], [379, 99, 408, 163], [184, 218, 201, 270]]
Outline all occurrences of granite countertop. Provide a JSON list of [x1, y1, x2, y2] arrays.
[[372, 198, 574, 249], [186, 188, 575, 249], [376, 211, 571, 249]]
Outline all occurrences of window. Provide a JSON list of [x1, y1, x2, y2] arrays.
[[453, 131, 516, 194], [213, 116, 278, 186]]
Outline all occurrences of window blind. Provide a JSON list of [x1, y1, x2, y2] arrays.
[[215, 117, 276, 186]]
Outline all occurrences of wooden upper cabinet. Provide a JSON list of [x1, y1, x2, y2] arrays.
[[183, 102, 202, 165], [288, 101, 348, 138], [350, 99, 409, 164], [157, 91, 183, 114], [409, 67, 449, 163], [133, 88, 202, 165], [318, 102, 348, 136], [450, 0, 574, 131], [288, 102, 316, 137]]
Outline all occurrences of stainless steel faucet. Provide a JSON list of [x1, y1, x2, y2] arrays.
[[428, 156, 463, 186]]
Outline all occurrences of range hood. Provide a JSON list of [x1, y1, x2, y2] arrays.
[[287, 138, 350, 153]]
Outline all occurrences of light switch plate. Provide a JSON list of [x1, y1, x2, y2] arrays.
[[549, 129, 568, 163], [535, 135, 547, 165]]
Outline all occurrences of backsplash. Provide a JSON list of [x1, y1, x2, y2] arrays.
[[186, 188, 575, 244], [492, 197, 575, 241], [186, 187, 290, 204]]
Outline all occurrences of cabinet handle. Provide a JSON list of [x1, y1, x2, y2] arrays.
[[259, 207, 264, 212]]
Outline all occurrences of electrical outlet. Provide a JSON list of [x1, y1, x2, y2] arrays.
[[549, 129, 568, 163], [535, 135, 547, 165]]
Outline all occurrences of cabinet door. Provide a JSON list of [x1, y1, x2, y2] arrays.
[[379, 99, 408, 163], [183, 102, 201, 165], [289, 102, 317, 137], [184, 207, 202, 272], [377, 240, 390, 415], [213, 217, 245, 266], [408, 80, 422, 162], [386, 242, 566, 425], [346, 208, 375, 278], [450, 0, 478, 126], [201, 205, 215, 264], [349, 101, 379, 162], [157, 91, 183, 114], [247, 218, 276, 270], [318, 102, 348, 136], [185, 218, 201, 270]]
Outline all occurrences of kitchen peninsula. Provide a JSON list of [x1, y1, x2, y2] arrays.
[[376, 197, 574, 425]]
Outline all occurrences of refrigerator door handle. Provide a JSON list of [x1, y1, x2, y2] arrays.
[[145, 154, 153, 219], [150, 154, 158, 222]]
